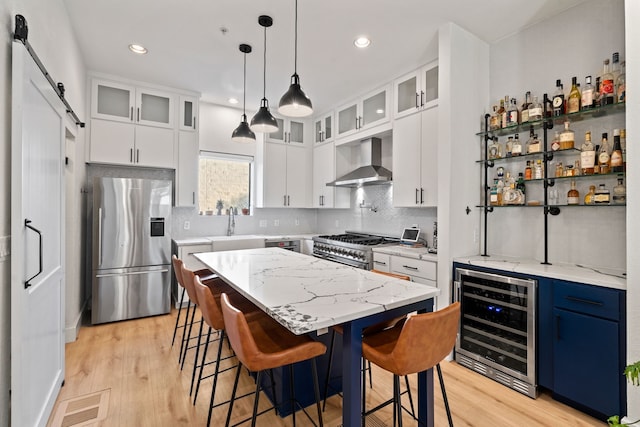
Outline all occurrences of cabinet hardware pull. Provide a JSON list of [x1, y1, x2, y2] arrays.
[[130, 148, 133, 163], [287, 195, 290, 206], [284, 195, 287, 206], [193, 117, 196, 129], [130, 106, 134, 121], [24, 219, 43, 289], [373, 260, 387, 265], [420, 90, 425, 107], [402, 265, 419, 271], [420, 188, 424, 204], [137, 107, 140, 122], [564, 295, 604, 306], [136, 149, 140, 163], [415, 188, 419, 204], [192, 192, 195, 204], [415, 92, 420, 108]]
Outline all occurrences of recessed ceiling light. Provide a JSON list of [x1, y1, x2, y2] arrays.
[[354, 36, 371, 48], [128, 44, 147, 54], [228, 98, 239, 104]]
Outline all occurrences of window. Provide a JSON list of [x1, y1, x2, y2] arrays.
[[198, 152, 252, 215]]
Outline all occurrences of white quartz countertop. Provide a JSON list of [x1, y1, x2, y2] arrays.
[[196, 247, 440, 335], [373, 245, 438, 261], [454, 256, 626, 290], [173, 234, 319, 247]]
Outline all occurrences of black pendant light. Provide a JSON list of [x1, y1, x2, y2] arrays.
[[250, 15, 279, 133], [278, 0, 313, 117], [232, 44, 256, 143]]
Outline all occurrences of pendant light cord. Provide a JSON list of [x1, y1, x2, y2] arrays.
[[243, 51, 247, 116], [262, 26, 267, 99], [294, 0, 298, 74]]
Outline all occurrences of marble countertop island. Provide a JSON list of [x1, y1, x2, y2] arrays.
[[196, 247, 440, 335]]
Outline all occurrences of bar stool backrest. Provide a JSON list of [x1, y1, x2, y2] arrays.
[[178, 259, 200, 306], [173, 255, 199, 305], [220, 293, 263, 371], [192, 275, 225, 331], [390, 302, 460, 376]]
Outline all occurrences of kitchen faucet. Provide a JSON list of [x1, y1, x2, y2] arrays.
[[227, 206, 235, 236]]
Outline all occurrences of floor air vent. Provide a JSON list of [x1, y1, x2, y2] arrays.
[[48, 389, 110, 427]]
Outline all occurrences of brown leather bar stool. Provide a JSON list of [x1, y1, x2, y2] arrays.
[[322, 270, 414, 411], [173, 255, 206, 367], [361, 302, 461, 427], [171, 255, 216, 347], [188, 272, 262, 414], [220, 293, 327, 427]]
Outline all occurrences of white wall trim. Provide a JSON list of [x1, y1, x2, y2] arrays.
[[0, 236, 9, 261], [64, 300, 87, 343]]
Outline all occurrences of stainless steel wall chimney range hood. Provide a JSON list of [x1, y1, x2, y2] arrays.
[[327, 137, 392, 188]]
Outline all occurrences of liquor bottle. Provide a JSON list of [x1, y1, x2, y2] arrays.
[[524, 160, 532, 180], [521, 91, 531, 123], [616, 61, 626, 103], [497, 99, 506, 129], [552, 79, 565, 116], [611, 129, 623, 172], [584, 185, 596, 205], [598, 133, 611, 174], [505, 136, 513, 157], [490, 179, 499, 206], [566, 77, 581, 114], [613, 177, 626, 204], [594, 184, 610, 204], [612, 52, 621, 84], [594, 77, 602, 107], [594, 144, 601, 174], [533, 159, 543, 180], [488, 136, 501, 160], [502, 95, 509, 128], [551, 131, 561, 151], [489, 105, 500, 130], [559, 121, 575, 150], [581, 76, 595, 109], [528, 96, 543, 121], [511, 134, 522, 156], [567, 180, 580, 205], [580, 131, 595, 175], [555, 162, 564, 178], [621, 128, 626, 172], [601, 59, 615, 105], [516, 173, 526, 204], [507, 98, 519, 126], [528, 133, 541, 154]]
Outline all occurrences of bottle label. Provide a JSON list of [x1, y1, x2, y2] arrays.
[[528, 142, 541, 153], [567, 196, 579, 205], [512, 144, 522, 155], [508, 111, 518, 125], [528, 107, 543, 119], [559, 133, 574, 142], [582, 89, 593, 107], [580, 151, 595, 169], [611, 151, 622, 167], [501, 112, 508, 128], [599, 152, 610, 164], [594, 194, 610, 204], [521, 109, 529, 123], [602, 79, 614, 95], [551, 140, 561, 151], [567, 98, 580, 113]]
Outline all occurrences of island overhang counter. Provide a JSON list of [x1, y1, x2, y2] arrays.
[[195, 247, 441, 427]]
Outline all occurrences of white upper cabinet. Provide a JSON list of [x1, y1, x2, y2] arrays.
[[336, 85, 391, 140], [392, 105, 438, 207], [175, 131, 199, 207], [314, 111, 334, 144], [266, 117, 307, 145], [179, 95, 199, 131], [312, 141, 349, 209], [91, 79, 174, 128], [393, 60, 438, 119], [258, 142, 310, 208]]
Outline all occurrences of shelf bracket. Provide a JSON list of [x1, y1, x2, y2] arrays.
[[544, 152, 554, 162], [545, 206, 561, 216], [545, 178, 555, 188], [487, 160, 495, 168], [485, 206, 494, 213]]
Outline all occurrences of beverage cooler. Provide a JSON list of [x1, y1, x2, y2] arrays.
[[453, 266, 537, 398]]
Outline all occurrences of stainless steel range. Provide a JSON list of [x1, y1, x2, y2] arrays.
[[312, 232, 399, 270]]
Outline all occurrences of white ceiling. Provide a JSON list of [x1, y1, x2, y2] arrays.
[[63, 0, 587, 114]]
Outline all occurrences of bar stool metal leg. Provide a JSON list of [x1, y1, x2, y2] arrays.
[[437, 363, 454, 427], [194, 326, 212, 404], [178, 301, 192, 363], [224, 362, 243, 427], [189, 320, 206, 396], [171, 286, 186, 346], [251, 371, 263, 427], [311, 359, 324, 427], [180, 305, 197, 369]]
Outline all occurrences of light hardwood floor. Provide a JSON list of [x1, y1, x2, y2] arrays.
[[50, 308, 606, 426]]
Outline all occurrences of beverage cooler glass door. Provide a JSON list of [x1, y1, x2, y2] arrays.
[[454, 267, 537, 397]]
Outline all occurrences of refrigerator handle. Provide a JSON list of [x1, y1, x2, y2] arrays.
[[98, 207, 103, 266]]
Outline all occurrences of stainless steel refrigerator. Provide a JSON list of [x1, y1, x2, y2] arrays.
[[91, 177, 172, 324]]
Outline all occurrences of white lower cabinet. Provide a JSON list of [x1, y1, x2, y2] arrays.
[[390, 255, 437, 287], [372, 253, 391, 272], [90, 118, 175, 168]]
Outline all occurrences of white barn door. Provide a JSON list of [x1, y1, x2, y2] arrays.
[[11, 41, 66, 427]]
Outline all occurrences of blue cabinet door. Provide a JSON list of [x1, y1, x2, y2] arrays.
[[553, 307, 620, 419]]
